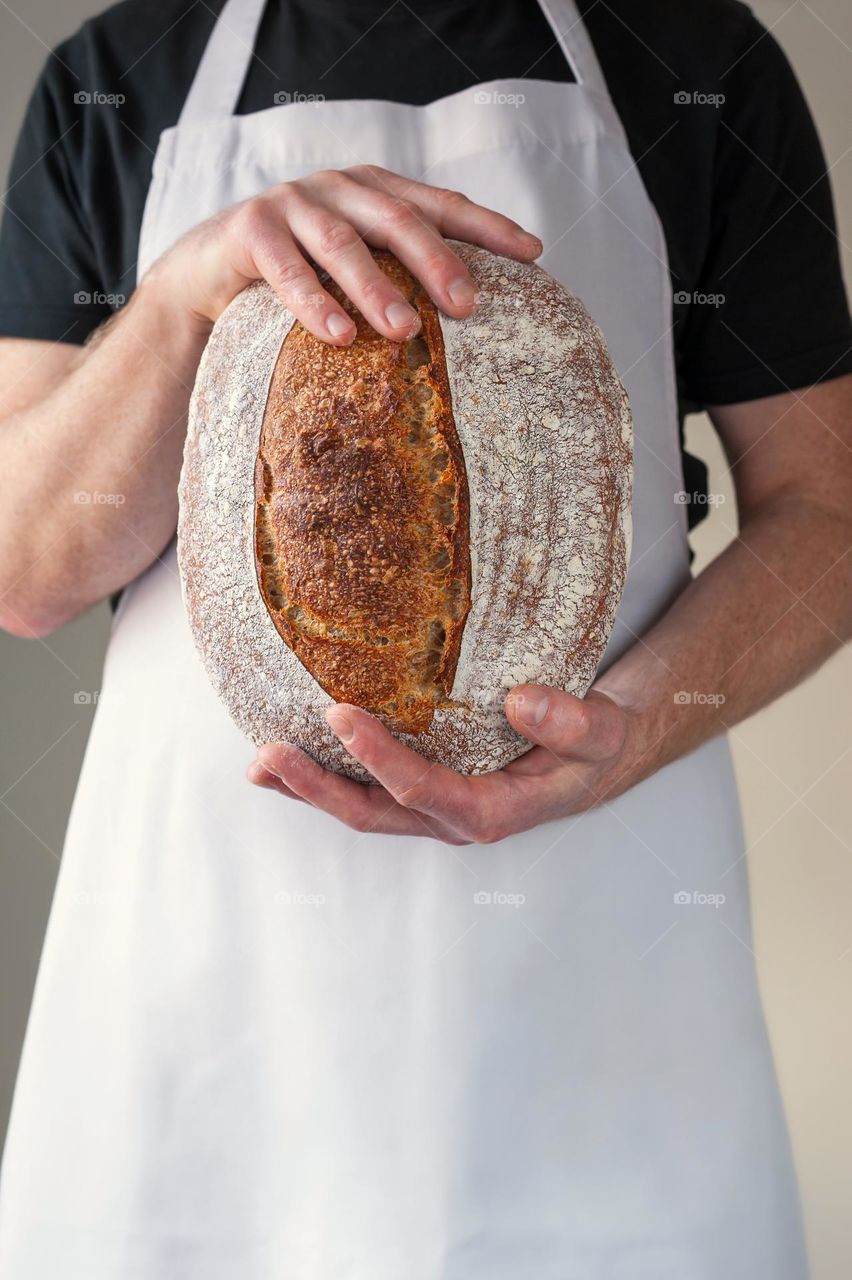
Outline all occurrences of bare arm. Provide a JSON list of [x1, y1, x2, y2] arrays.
[[0, 299, 207, 636], [0, 166, 542, 637], [592, 377, 852, 777], [251, 376, 852, 844]]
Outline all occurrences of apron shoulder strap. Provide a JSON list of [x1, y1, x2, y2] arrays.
[[534, 0, 629, 145], [536, 0, 619, 103], [179, 0, 268, 125], [178, 0, 621, 135]]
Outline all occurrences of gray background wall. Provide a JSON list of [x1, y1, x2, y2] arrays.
[[1, 1, 850, 1274]]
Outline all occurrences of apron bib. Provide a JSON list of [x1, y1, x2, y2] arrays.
[[0, 1, 807, 1276]]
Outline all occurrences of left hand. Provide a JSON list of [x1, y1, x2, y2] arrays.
[[247, 685, 631, 845]]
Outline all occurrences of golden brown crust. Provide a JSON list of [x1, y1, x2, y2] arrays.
[[254, 253, 472, 734], [178, 244, 633, 778]]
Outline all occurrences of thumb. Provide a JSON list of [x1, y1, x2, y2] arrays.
[[504, 685, 627, 763]]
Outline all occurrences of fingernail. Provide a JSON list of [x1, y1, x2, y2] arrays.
[[447, 277, 479, 308], [254, 750, 277, 777], [256, 745, 293, 776], [385, 301, 420, 332], [326, 312, 354, 338], [513, 690, 549, 727], [517, 231, 543, 254], [326, 706, 355, 743]]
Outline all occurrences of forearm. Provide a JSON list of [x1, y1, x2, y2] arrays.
[[0, 169, 542, 640], [250, 382, 852, 844], [0, 281, 209, 634], [594, 493, 852, 793]]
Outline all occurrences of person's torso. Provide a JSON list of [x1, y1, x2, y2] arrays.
[[62, 0, 759, 521], [0, 5, 809, 1274]]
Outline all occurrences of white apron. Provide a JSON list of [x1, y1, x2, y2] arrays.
[[0, 1, 807, 1275]]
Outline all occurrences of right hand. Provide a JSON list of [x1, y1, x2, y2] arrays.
[[145, 164, 543, 345]]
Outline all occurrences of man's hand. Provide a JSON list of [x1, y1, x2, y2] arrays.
[[0, 166, 542, 636], [147, 164, 542, 344], [247, 687, 631, 845], [247, 377, 852, 842]]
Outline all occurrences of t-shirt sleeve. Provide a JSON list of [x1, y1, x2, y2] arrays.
[[0, 47, 112, 344], [679, 14, 852, 405]]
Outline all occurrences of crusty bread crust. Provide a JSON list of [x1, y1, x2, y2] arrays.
[[254, 254, 471, 735], [177, 242, 633, 778]]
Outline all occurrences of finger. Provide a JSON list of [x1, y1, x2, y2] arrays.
[[246, 760, 308, 802], [348, 164, 543, 263], [323, 704, 491, 836], [232, 201, 357, 344], [322, 181, 483, 319], [284, 188, 423, 340], [504, 686, 628, 763], [257, 743, 469, 843]]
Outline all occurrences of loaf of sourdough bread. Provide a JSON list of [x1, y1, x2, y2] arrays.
[[177, 242, 632, 778]]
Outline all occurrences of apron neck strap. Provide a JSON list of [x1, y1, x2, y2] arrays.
[[179, 0, 267, 125], [178, 0, 616, 124], [536, 0, 612, 97]]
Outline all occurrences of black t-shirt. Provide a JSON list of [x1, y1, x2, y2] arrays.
[[1, 0, 850, 528]]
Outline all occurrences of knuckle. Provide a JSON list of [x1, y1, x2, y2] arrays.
[[344, 163, 385, 184], [470, 821, 502, 845], [432, 186, 469, 210], [395, 781, 431, 810], [462, 806, 504, 844], [572, 703, 594, 740], [310, 167, 347, 191], [553, 700, 590, 745], [379, 197, 421, 230], [314, 215, 361, 259], [272, 256, 314, 294], [232, 198, 273, 242], [422, 245, 460, 279], [266, 179, 297, 203], [357, 275, 393, 309]]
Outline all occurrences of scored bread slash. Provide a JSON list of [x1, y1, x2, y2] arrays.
[[177, 241, 633, 779], [254, 254, 471, 735]]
